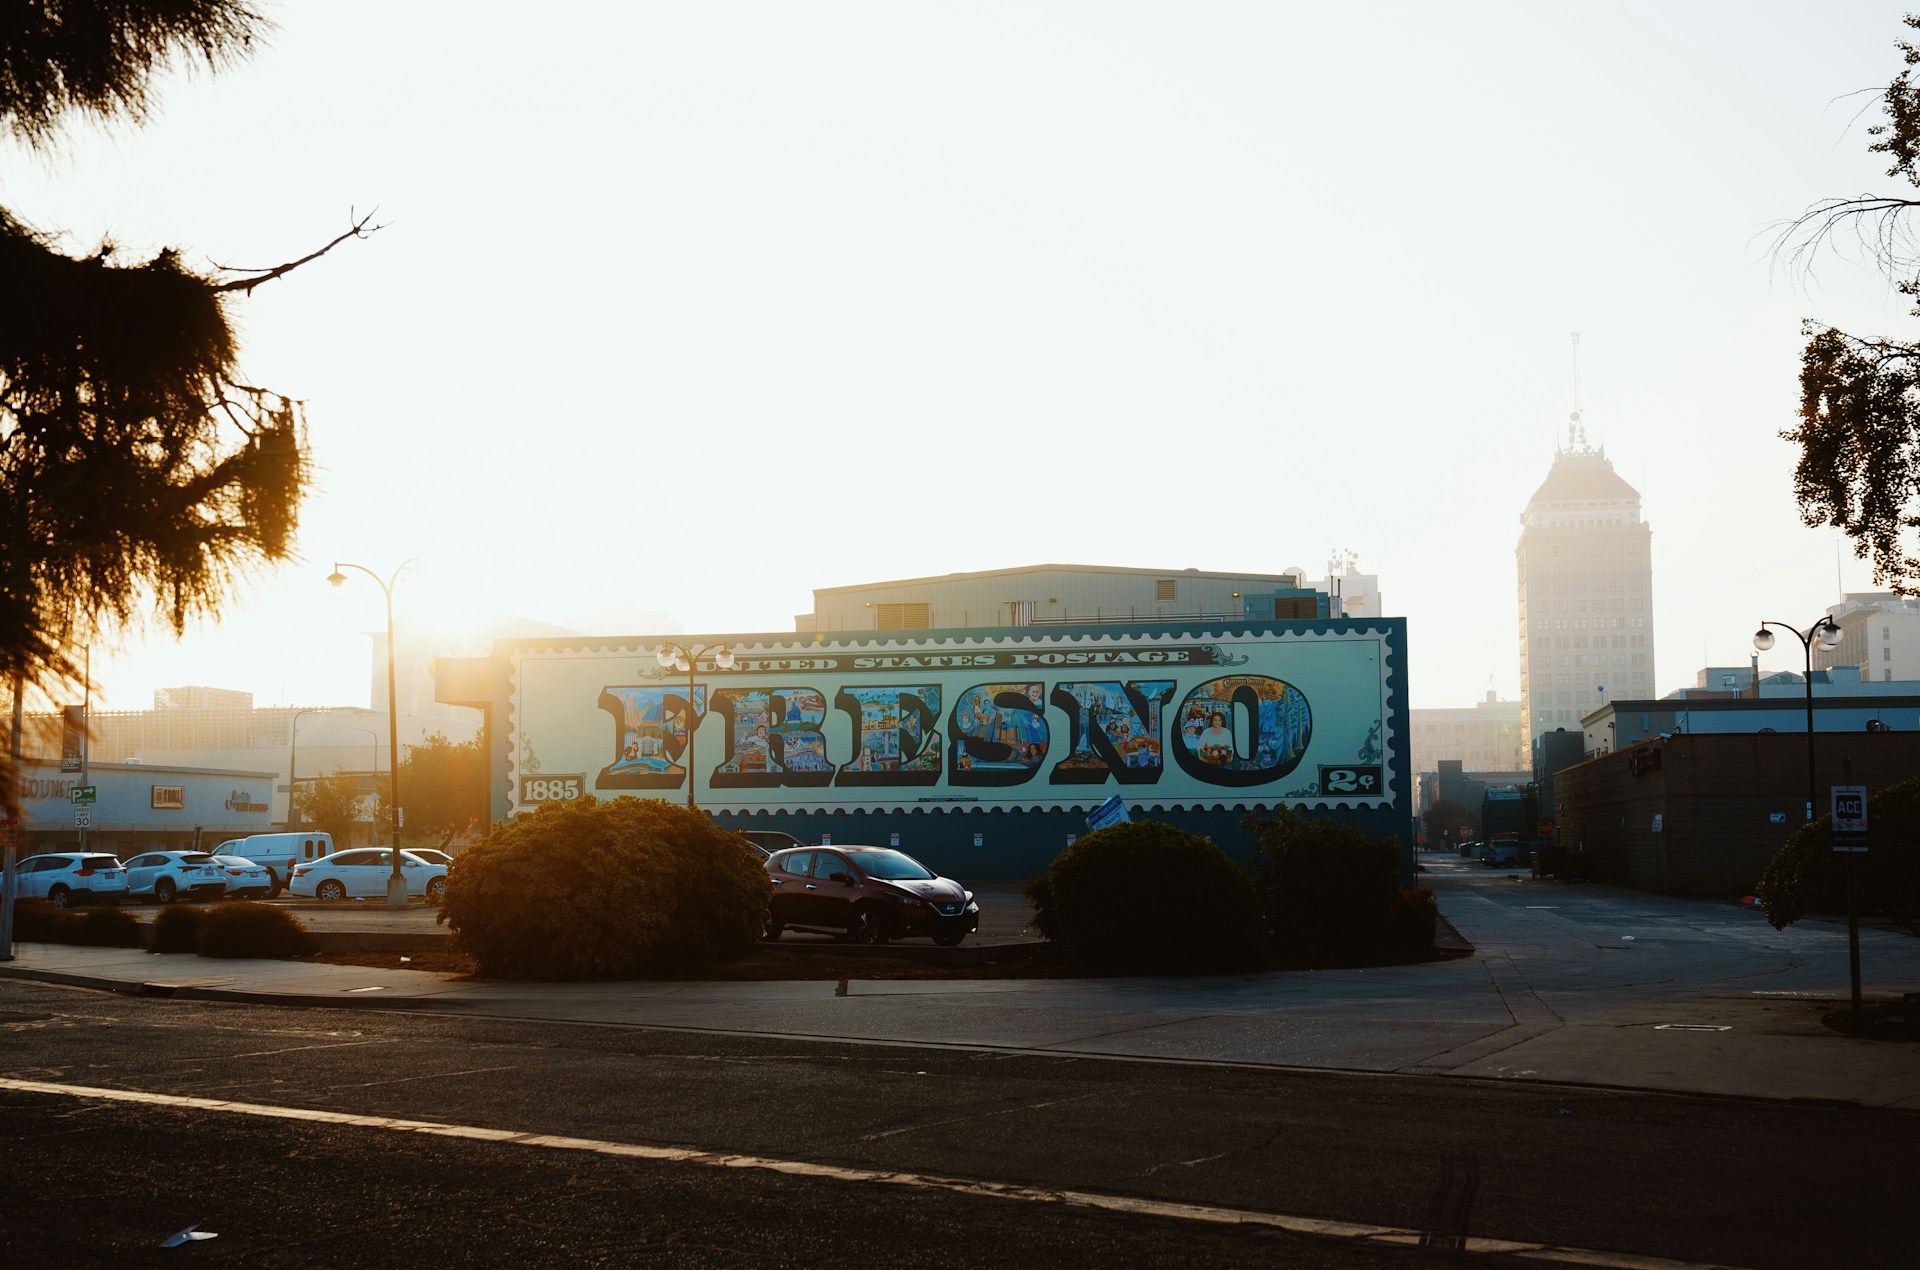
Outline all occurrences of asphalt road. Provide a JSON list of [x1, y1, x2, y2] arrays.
[[3, 979, 1913, 1268]]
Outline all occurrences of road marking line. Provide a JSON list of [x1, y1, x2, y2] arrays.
[[0, 1077, 1743, 1270]]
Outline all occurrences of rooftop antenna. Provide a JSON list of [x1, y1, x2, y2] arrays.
[[1568, 332, 1587, 451]]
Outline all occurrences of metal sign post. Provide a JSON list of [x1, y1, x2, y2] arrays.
[[1830, 785, 1869, 1026]]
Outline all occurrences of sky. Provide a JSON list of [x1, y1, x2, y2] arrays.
[[9, 0, 1920, 713]]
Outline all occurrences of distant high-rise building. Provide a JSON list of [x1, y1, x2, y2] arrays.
[[1517, 430, 1655, 744], [155, 685, 252, 710]]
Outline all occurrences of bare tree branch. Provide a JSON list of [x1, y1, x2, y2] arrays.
[[209, 207, 384, 294]]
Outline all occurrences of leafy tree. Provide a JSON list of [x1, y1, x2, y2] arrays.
[[384, 733, 487, 849], [1422, 799, 1476, 847], [1780, 16, 1920, 589], [292, 770, 369, 850], [0, 3, 374, 821]]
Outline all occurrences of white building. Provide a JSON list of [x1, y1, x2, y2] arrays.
[[1815, 592, 1920, 685], [799, 561, 1381, 631], [1517, 430, 1656, 744], [1410, 692, 1526, 778]]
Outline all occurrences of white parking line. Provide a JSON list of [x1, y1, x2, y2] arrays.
[[0, 1077, 1743, 1270]]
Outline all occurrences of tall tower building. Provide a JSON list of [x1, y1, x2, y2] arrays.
[[1517, 426, 1655, 745]]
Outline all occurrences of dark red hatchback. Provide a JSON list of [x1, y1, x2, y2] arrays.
[[763, 846, 980, 946]]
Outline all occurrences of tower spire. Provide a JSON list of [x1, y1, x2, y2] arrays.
[[1568, 332, 1587, 451]]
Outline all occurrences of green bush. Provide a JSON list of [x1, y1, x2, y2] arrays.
[[197, 902, 313, 958], [11, 898, 68, 942], [1383, 887, 1439, 956], [10, 899, 142, 947], [1245, 808, 1414, 960], [148, 903, 204, 953], [439, 796, 772, 979], [1757, 773, 1920, 933], [76, 905, 144, 948], [1025, 819, 1263, 974]]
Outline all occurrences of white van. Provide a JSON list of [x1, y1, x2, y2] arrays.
[[214, 831, 335, 896]]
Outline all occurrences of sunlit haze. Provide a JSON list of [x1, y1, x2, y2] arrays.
[[9, 1, 1912, 713]]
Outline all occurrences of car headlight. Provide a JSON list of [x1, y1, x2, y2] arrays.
[[887, 892, 927, 907]]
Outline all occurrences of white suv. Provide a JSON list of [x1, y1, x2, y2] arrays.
[[11, 853, 130, 908], [120, 850, 226, 903]]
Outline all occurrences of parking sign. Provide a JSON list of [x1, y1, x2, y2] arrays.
[[1831, 785, 1869, 835]]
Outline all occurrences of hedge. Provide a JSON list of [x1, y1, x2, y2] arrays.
[[439, 796, 771, 979], [1026, 819, 1264, 974]]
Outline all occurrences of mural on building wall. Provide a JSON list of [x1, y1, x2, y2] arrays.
[[507, 625, 1399, 815]]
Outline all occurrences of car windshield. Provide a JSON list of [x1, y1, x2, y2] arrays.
[[80, 855, 119, 869], [179, 853, 216, 864], [845, 849, 935, 881]]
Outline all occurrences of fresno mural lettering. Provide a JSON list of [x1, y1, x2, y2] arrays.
[[512, 629, 1397, 813], [598, 672, 1305, 791]]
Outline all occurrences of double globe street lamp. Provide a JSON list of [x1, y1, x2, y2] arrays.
[[655, 642, 735, 810], [1753, 616, 1843, 824]]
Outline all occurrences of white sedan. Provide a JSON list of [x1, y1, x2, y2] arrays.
[[208, 855, 276, 900], [289, 849, 448, 901]]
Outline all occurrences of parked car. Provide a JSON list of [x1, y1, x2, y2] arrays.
[[763, 845, 979, 946], [10, 852, 130, 908], [212, 831, 336, 896], [119, 851, 226, 903], [208, 854, 275, 899], [737, 829, 806, 859], [289, 849, 448, 901]]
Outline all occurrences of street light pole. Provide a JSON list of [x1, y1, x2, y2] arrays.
[[1753, 616, 1843, 823], [330, 560, 414, 908], [655, 641, 736, 811], [344, 724, 379, 841], [285, 707, 324, 829]]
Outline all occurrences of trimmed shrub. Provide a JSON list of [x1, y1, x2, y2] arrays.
[[197, 902, 313, 958], [439, 796, 772, 979], [10, 899, 142, 948], [147, 903, 204, 953], [1757, 773, 1920, 933], [1383, 887, 1439, 956], [1246, 808, 1418, 960], [1025, 819, 1264, 974], [76, 905, 144, 948], [12, 898, 74, 942]]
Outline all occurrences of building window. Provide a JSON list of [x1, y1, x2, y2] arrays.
[[1155, 578, 1177, 603], [876, 602, 931, 630]]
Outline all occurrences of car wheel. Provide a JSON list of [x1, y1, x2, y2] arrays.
[[154, 877, 178, 904], [316, 879, 347, 901], [267, 878, 284, 899], [426, 877, 447, 900], [848, 907, 888, 946], [47, 884, 71, 910], [759, 910, 782, 942], [933, 932, 965, 947]]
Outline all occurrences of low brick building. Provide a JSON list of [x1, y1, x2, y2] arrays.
[[1551, 731, 1920, 895]]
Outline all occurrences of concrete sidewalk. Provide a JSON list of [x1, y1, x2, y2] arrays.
[[5, 858, 1917, 1109]]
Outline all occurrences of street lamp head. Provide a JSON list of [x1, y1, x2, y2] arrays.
[[1817, 619, 1844, 648], [714, 645, 736, 670], [1752, 627, 1776, 652], [656, 646, 678, 669], [327, 567, 347, 588]]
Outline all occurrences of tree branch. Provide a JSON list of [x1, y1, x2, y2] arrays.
[[209, 207, 383, 294]]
